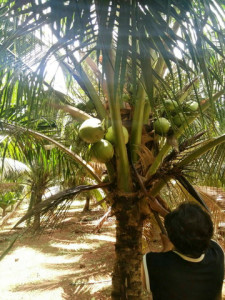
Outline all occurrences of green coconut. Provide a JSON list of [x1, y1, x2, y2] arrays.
[[105, 126, 129, 144], [79, 118, 105, 144], [90, 139, 114, 163], [154, 118, 171, 135], [173, 113, 186, 126], [184, 101, 199, 112], [164, 100, 178, 112]]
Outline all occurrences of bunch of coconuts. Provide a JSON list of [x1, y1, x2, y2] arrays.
[[153, 99, 199, 136], [78, 99, 198, 161], [79, 118, 129, 163]]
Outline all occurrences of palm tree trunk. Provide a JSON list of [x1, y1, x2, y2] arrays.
[[83, 195, 90, 211], [2, 207, 6, 217], [111, 197, 143, 299], [33, 192, 42, 230]]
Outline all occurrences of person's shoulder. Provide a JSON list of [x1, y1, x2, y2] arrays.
[[210, 240, 224, 250], [145, 250, 172, 255], [145, 250, 173, 260], [144, 251, 177, 269], [209, 240, 224, 256]]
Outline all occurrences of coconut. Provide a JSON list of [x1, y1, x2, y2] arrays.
[[173, 113, 186, 126], [184, 101, 199, 112], [154, 118, 171, 135], [90, 139, 114, 163], [79, 118, 105, 144], [164, 100, 178, 112], [105, 126, 129, 144]]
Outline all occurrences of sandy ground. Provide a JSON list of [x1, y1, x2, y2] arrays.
[[0, 201, 115, 299], [0, 200, 224, 300]]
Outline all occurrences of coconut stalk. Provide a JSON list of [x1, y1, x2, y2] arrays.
[[103, 49, 133, 192], [130, 83, 146, 162]]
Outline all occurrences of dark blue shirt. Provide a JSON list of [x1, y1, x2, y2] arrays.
[[143, 240, 224, 300]]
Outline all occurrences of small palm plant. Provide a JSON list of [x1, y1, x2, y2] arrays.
[[0, 191, 18, 217]]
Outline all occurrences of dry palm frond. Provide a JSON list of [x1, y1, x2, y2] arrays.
[[39, 198, 74, 232], [89, 161, 106, 177], [141, 133, 154, 145], [195, 186, 225, 240], [135, 144, 155, 176], [13, 182, 110, 229], [195, 186, 225, 210], [93, 207, 112, 233]]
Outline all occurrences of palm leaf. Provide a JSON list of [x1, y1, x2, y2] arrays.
[[13, 183, 110, 228], [177, 134, 225, 168], [1, 121, 101, 183], [175, 174, 209, 210]]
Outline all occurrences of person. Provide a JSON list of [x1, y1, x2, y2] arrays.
[[142, 202, 224, 300]]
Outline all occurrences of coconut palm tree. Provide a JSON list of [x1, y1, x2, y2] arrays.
[[0, 1, 225, 298], [0, 129, 97, 229], [0, 156, 29, 217]]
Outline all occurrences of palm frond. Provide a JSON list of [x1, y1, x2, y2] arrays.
[[13, 182, 110, 228], [175, 174, 209, 210], [1, 121, 101, 183]]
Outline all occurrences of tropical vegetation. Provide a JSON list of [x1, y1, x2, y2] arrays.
[[0, 1, 225, 299]]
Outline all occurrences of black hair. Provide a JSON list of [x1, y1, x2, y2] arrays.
[[164, 202, 213, 258]]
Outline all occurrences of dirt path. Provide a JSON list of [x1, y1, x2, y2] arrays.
[[0, 201, 115, 300], [0, 200, 224, 300]]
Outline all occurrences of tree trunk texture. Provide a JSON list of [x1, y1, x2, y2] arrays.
[[2, 207, 6, 217], [111, 197, 144, 300], [33, 192, 42, 230], [83, 195, 90, 211]]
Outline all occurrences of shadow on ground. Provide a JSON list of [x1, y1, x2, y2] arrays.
[[0, 201, 115, 300]]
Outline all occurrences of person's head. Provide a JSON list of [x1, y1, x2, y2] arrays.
[[164, 202, 213, 258]]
